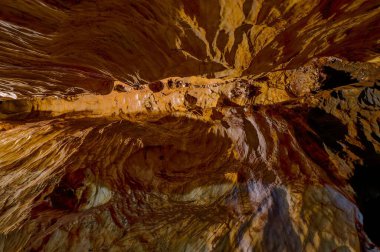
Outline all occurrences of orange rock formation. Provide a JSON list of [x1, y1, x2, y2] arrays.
[[0, 1, 380, 251]]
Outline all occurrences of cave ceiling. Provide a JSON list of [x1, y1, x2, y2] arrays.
[[0, 1, 380, 251]]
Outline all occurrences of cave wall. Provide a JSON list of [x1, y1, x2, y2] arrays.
[[0, 1, 380, 251]]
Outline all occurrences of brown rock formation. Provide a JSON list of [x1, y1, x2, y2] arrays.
[[0, 1, 380, 251]]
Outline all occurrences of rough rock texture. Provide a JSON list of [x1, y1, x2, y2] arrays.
[[1, 0, 379, 97], [0, 1, 380, 252]]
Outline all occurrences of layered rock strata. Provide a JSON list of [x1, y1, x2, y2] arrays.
[[0, 1, 380, 251]]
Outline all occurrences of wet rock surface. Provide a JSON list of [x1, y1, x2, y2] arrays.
[[0, 1, 380, 251]]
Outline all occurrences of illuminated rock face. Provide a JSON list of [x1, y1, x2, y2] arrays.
[[0, 1, 380, 251]]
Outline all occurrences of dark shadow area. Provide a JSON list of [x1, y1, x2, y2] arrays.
[[50, 185, 78, 210], [262, 188, 302, 251], [306, 107, 380, 246], [350, 160, 380, 247], [307, 107, 348, 152], [320, 66, 358, 90], [148, 81, 164, 93], [254, 76, 269, 82], [247, 85, 262, 98], [349, 118, 380, 246], [281, 103, 377, 246], [278, 107, 347, 186], [184, 93, 197, 105]]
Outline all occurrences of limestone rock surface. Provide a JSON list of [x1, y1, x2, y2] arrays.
[[0, 1, 380, 251]]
